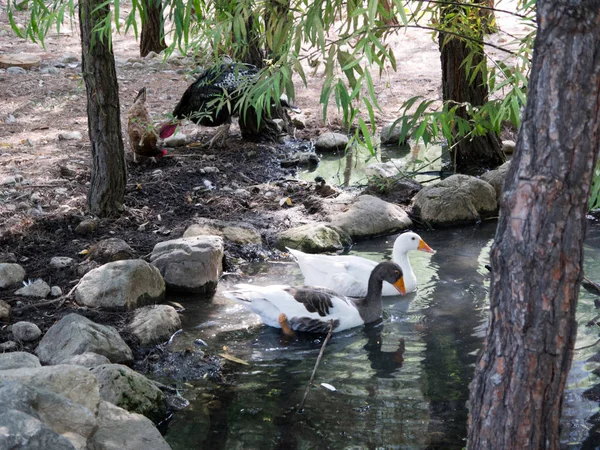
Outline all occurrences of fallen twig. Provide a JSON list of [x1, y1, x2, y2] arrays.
[[297, 320, 334, 413], [575, 338, 600, 351], [14, 279, 82, 313], [582, 276, 600, 297]]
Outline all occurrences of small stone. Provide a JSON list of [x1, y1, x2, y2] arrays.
[[55, 187, 68, 195], [40, 66, 60, 74], [7, 67, 27, 75], [0, 341, 18, 352], [132, 62, 145, 70], [1, 176, 16, 185], [50, 286, 62, 297], [145, 51, 159, 60], [75, 218, 98, 235], [5, 114, 16, 124], [0, 300, 11, 321], [14, 279, 51, 298], [12, 321, 42, 342], [200, 167, 219, 174], [58, 131, 83, 141], [0, 263, 26, 288], [61, 54, 79, 64], [30, 192, 42, 203]]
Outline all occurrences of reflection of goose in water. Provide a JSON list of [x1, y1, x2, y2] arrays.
[[362, 320, 406, 378]]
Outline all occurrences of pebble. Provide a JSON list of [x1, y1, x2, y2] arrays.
[[30, 192, 42, 203], [50, 256, 75, 269], [50, 286, 62, 297], [14, 279, 51, 298], [12, 321, 42, 342], [55, 187, 68, 195], [7, 67, 27, 75], [4, 114, 16, 124], [0, 300, 11, 320], [61, 54, 79, 63], [0, 341, 18, 352], [200, 167, 219, 174], [75, 218, 97, 235], [145, 51, 159, 59], [58, 131, 82, 141], [40, 66, 60, 74], [132, 62, 145, 70]]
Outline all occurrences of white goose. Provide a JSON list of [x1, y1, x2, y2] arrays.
[[287, 231, 434, 297], [223, 261, 405, 335]]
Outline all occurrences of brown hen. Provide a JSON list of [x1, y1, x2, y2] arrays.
[[127, 87, 166, 161]]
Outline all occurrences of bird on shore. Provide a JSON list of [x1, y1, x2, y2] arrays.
[[158, 60, 259, 148], [127, 87, 167, 161], [159, 59, 300, 148], [223, 261, 405, 336], [288, 231, 434, 297]]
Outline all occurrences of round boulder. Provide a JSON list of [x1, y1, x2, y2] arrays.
[[411, 174, 497, 227]]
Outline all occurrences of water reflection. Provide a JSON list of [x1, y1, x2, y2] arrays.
[[164, 222, 600, 449]]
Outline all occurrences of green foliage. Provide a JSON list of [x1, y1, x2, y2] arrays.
[[8, 0, 535, 158]]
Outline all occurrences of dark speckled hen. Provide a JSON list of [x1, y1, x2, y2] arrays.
[[158, 60, 259, 148]]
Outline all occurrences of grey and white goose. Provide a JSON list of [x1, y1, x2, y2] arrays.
[[223, 261, 405, 335]]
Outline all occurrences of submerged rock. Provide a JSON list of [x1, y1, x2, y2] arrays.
[[315, 132, 348, 153], [127, 305, 181, 346], [87, 401, 172, 450], [36, 313, 133, 365], [91, 364, 167, 422]]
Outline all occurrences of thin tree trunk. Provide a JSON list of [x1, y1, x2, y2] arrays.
[[140, 0, 167, 57], [439, 1, 505, 173], [467, 2, 600, 449], [79, 0, 126, 217]]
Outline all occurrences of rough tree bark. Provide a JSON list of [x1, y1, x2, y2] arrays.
[[439, 1, 505, 173], [467, 2, 600, 449], [79, 0, 126, 217], [140, 0, 167, 57]]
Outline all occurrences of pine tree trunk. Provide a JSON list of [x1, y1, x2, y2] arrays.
[[79, 0, 126, 217], [439, 2, 505, 173], [140, 0, 167, 57], [467, 2, 600, 448]]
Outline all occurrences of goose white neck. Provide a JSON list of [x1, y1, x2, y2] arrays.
[[392, 245, 417, 292]]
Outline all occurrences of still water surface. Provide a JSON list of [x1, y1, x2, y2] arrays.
[[164, 221, 600, 449]]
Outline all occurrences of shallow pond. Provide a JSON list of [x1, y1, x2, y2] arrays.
[[164, 221, 600, 449]]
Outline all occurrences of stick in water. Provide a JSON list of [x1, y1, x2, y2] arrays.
[[297, 320, 334, 413]]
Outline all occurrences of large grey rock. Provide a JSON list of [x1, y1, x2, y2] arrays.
[[127, 305, 181, 345], [0, 263, 26, 288], [91, 364, 166, 422], [276, 223, 352, 253], [60, 352, 111, 368], [0, 381, 97, 449], [150, 235, 223, 294], [411, 174, 497, 227], [36, 314, 133, 365], [14, 279, 51, 298], [87, 401, 172, 450], [315, 132, 348, 153], [12, 320, 42, 342], [330, 195, 413, 238], [0, 364, 100, 413], [0, 351, 41, 370], [75, 259, 165, 310], [0, 409, 76, 450], [0, 299, 11, 320], [480, 161, 511, 204], [184, 219, 262, 245]]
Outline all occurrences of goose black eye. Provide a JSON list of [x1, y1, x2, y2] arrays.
[[412, 237, 416, 240]]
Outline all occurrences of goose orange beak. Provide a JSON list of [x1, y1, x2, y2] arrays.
[[393, 277, 406, 295], [418, 239, 434, 253]]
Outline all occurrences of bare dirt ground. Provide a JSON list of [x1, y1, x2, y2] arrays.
[[0, 2, 521, 348]]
